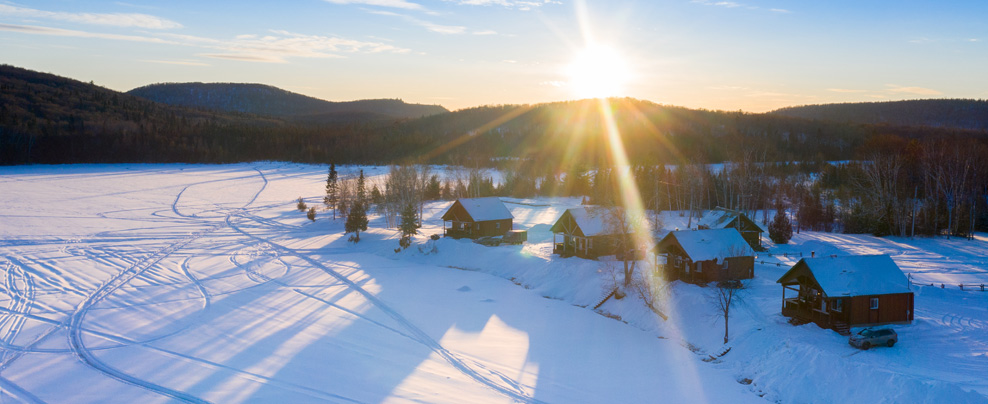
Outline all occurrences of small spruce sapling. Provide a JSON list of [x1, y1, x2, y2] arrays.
[[296, 197, 307, 212], [398, 202, 418, 250], [307, 207, 316, 221]]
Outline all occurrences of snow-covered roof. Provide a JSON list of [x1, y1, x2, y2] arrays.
[[779, 255, 912, 297], [567, 207, 608, 237], [659, 228, 754, 261], [554, 206, 640, 237], [697, 207, 765, 232], [445, 197, 513, 221]]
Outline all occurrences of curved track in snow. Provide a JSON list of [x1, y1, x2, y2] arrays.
[[227, 209, 545, 404]]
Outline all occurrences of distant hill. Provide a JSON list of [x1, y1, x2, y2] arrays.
[[8, 63, 984, 167], [770, 99, 988, 131], [0, 64, 292, 164], [127, 83, 448, 120]]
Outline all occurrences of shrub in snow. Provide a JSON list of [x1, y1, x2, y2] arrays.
[[296, 197, 307, 212], [307, 207, 316, 221]]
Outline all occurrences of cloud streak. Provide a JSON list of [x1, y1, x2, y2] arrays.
[[323, 0, 423, 10], [445, 0, 559, 10], [886, 85, 942, 96], [0, 23, 173, 43], [0, 5, 181, 29], [0, 23, 410, 63], [369, 10, 466, 34]]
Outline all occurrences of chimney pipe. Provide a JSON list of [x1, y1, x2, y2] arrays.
[[811, 251, 815, 258]]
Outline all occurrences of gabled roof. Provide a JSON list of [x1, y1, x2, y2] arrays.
[[441, 197, 513, 222], [550, 207, 628, 237], [776, 255, 911, 297], [657, 228, 754, 262], [697, 207, 765, 232]]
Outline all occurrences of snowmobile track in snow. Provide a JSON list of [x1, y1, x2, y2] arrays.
[[228, 209, 546, 404]]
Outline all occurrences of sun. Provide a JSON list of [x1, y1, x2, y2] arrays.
[[566, 44, 632, 99]]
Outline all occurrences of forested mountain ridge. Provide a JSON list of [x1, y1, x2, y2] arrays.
[[127, 83, 448, 120], [771, 99, 988, 131], [0, 64, 290, 164], [4, 64, 987, 167]]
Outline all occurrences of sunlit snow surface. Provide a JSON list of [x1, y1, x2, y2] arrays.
[[0, 163, 985, 403]]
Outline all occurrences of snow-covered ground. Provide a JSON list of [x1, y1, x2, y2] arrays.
[[0, 163, 985, 403]]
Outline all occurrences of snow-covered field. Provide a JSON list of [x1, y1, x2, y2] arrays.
[[0, 163, 985, 403]]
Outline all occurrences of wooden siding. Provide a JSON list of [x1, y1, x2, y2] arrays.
[[846, 293, 914, 327], [445, 218, 512, 239], [659, 249, 754, 284], [553, 234, 618, 259]]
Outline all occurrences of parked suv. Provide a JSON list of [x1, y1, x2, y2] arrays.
[[849, 328, 897, 350]]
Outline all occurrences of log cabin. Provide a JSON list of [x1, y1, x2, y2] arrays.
[[441, 197, 513, 239], [550, 207, 632, 259], [654, 228, 755, 284], [777, 255, 914, 335], [696, 207, 765, 250]]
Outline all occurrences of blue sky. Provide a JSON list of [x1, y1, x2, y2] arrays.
[[1, 0, 986, 111]]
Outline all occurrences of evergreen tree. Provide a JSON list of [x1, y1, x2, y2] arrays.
[[769, 199, 793, 244], [345, 170, 369, 242], [296, 196, 307, 211], [357, 169, 366, 203], [345, 201, 368, 242], [325, 164, 338, 219], [425, 174, 442, 200], [398, 202, 418, 250], [307, 207, 316, 221], [371, 185, 384, 208]]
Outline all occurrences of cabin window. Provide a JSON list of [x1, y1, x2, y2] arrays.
[[496, 222, 500, 229], [832, 299, 843, 312], [695, 262, 702, 273], [870, 298, 879, 310], [676, 256, 683, 267], [722, 259, 729, 270]]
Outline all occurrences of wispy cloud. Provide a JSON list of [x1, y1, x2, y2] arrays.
[[707, 85, 749, 91], [886, 85, 942, 96], [473, 30, 497, 35], [323, 0, 423, 10], [0, 5, 181, 29], [368, 10, 466, 34], [827, 88, 867, 93], [142, 59, 209, 66], [692, 0, 742, 8], [0, 23, 410, 63], [0, 23, 174, 43], [445, 0, 559, 10], [164, 30, 411, 62], [769, 8, 791, 13]]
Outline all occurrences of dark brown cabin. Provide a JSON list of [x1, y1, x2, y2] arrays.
[[441, 197, 513, 239], [696, 207, 764, 250], [777, 255, 914, 335], [654, 228, 755, 284], [550, 207, 630, 259]]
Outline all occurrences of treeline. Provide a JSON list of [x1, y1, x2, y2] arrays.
[[386, 133, 988, 237], [772, 99, 988, 131], [127, 82, 448, 119]]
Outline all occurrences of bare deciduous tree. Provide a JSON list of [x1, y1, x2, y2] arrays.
[[711, 279, 746, 344]]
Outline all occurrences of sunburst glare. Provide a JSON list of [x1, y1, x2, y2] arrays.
[[566, 44, 632, 99]]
